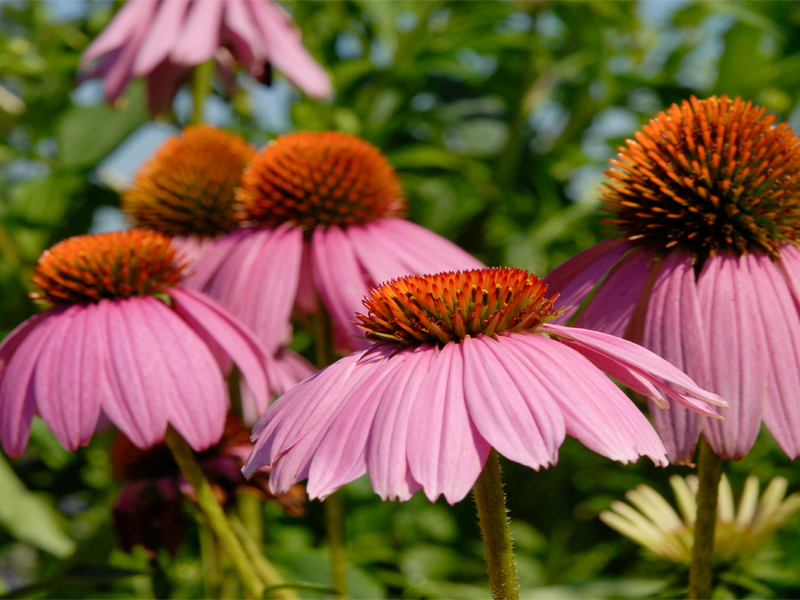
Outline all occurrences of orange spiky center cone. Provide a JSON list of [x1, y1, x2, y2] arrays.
[[601, 95, 800, 259], [236, 131, 405, 231], [356, 267, 564, 347], [32, 230, 185, 305], [122, 125, 255, 238]]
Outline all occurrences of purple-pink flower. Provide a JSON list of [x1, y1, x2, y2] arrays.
[[545, 96, 800, 463], [80, 0, 332, 115], [243, 268, 726, 504], [191, 131, 484, 355], [0, 230, 280, 456]]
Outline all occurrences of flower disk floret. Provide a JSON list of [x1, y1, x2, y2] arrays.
[[244, 267, 727, 505]]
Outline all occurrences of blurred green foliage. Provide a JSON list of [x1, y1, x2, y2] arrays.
[[3, 0, 800, 598]]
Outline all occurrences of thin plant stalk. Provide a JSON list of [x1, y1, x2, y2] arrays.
[[473, 449, 519, 600], [315, 309, 349, 598], [688, 439, 724, 599], [191, 59, 214, 124], [197, 518, 221, 599], [230, 516, 300, 600], [163, 426, 265, 599]]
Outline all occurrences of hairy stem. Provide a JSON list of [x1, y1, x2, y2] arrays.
[[473, 449, 519, 600], [688, 439, 724, 599]]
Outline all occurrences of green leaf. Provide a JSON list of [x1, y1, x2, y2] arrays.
[[0, 453, 75, 557], [0, 564, 144, 599], [56, 81, 146, 170]]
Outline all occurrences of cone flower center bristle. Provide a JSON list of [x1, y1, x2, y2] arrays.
[[32, 230, 185, 305], [356, 267, 564, 347], [122, 125, 255, 238], [236, 131, 406, 231], [602, 95, 800, 258]]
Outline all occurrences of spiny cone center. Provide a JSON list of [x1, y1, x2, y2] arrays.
[[356, 267, 564, 347], [122, 125, 255, 238], [32, 230, 185, 305], [602, 95, 800, 258], [236, 131, 405, 230]]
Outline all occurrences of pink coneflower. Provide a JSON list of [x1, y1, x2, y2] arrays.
[[191, 131, 485, 354], [545, 95, 800, 464], [0, 230, 277, 456], [111, 413, 305, 557], [79, 0, 332, 115], [243, 267, 726, 504]]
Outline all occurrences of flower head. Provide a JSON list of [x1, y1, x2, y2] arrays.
[[545, 96, 800, 463], [122, 125, 255, 241], [112, 413, 305, 557], [600, 474, 800, 564], [79, 0, 332, 115], [244, 268, 726, 505], [0, 230, 279, 455], [190, 131, 484, 355]]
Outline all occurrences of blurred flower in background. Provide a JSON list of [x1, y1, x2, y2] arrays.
[[601, 474, 800, 563], [78, 0, 332, 115], [111, 413, 304, 557], [545, 95, 800, 463]]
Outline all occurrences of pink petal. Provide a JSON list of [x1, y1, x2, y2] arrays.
[[133, 0, 191, 76], [34, 304, 105, 451], [248, 0, 332, 98], [574, 247, 655, 337], [101, 2, 158, 102], [183, 229, 250, 290], [145, 59, 188, 116], [367, 346, 435, 501], [294, 241, 318, 314], [360, 219, 484, 279], [505, 333, 667, 465], [540, 323, 726, 412], [461, 335, 563, 470], [223, 0, 266, 68], [544, 238, 630, 324], [642, 250, 708, 464], [167, 287, 271, 406], [81, 0, 154, 63], [238, 349, 314, 425], [102, 299, 171, 448], [406, 343, 491, 504], [171, 0, 224, 67], [697, 252, 768, 460], [311, 226, 372, 353], [136, 297, 226, 451], [0, 308, 65, 456]]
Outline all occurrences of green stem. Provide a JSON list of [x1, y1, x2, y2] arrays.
[[197, 518, 221, 599], [191, 60, 214, 125], [473, 449, 519, 600], [314, 309, 348, 598], [163, 427, 265, 599], [688, 439, 724, 599], [238, 492, 264, 553], [229, 516, 300, 600]]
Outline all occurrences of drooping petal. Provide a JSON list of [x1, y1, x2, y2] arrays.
[[238, 350, 315, 425], [406, 343, 491, 504], [642, 250, 708, 464], [81, 0, 153, 63], [133, 0, 191, 75], [102, 299, 171, 448], [171, 0, 224, 67], [294, 241, 318, 314], [34, 304, 105, 451], [504, 333, 667, 465], [367, 347, 435, 501], [136, 297, 226, 451], [183, 229, 250, 290], [311, 226, 372, 352], [0, 308, 65, 456], [248, 0, 332, 98], [746, 252, 800, 458], [223, 0, 266, 69], [145, 59, 188, 116], [358, 219, 484, 281], [544, 238, 630, 324], [461, 335, 563, 470], [574, 247, 655, 337], [539, 323, 726, 412], [168, 287, 270, 407], [697, 252, 768, 460], [101, 2, 158, 102]]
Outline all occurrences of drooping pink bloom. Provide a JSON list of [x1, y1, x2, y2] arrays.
[[243, 268, 727, 504], [545, 96, 800, 463], [0, 230, 284, 456], [190, 131, 484, 355], [79, 0, 332, 115]]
